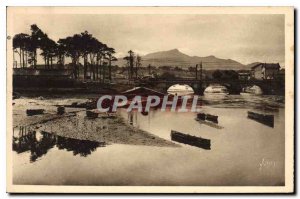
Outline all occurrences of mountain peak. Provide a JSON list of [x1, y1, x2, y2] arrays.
[[206, 55, 216, 58], [116, 49, 246, 70], [169, 48, 180, 52]]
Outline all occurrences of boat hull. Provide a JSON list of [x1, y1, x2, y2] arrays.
[[171, 130, 211, 150], [247, 111, 274, 127]]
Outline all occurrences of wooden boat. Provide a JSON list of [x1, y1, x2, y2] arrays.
[[26, 109, 44, 116], [247, 111, 274, 127], [171, 130, 211, 150], [86, 110, 99, 119], [196, 113, 218, 123], [197, 113, 206, 120], [206, 114, 218, 123], [98, 112, 117, 119], [57, 106, 65, 115]]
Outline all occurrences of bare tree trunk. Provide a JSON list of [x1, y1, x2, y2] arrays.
[[34, 50, 37, 68], [102, 64, 106, 83], [77, 59, 80, 78], [93, 64, 95, 80], [25, 51, 28, 68], [47, 57, 50, 69], [96, 60, 99, 80], [99, 59, 102, 82], [62, 55, 64, 68], [109, 55, 112, 81], [19, 48, 21, 68], [13, 48, 15, 68], [22, 49, 25, 68], [83, 55, 87, 79], [72, 59, 77, 79], [135, 61, 138, 79]]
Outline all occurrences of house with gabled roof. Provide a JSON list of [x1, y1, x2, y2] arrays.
[[251, 63, 280, 80]]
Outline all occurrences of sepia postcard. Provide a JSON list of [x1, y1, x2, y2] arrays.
[[6, 7, 294, 193]]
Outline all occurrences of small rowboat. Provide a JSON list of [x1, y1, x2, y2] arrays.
[[26, 109, 44, 116], [197, 113, 206, 120], [86, 110, 99, 119], [247, 111, 274, 127], [206, 114, 218, 123], [171, 130, 211, 150], [57, 106, 65, 115], [196, 113, 218, 123]]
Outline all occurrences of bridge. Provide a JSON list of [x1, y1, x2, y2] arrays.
[[136, 78, 285, 95]]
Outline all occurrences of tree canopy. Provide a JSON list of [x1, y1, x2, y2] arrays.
[[13, 24, 118, 81]]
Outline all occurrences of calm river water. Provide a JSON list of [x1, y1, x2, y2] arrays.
[[12, 95, 285, 186]]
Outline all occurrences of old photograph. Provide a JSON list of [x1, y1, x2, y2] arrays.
[[6, 7, 294, 193]]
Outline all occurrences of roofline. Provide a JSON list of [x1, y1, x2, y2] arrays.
[[251, 63, 280, 70], [251, 63, 263, 69]]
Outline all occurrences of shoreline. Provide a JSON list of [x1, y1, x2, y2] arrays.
[[13, 103, 179, 148]]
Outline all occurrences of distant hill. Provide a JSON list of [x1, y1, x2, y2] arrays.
[[115, 49, 248, 70]]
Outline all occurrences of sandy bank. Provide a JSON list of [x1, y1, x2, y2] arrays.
[[13, 103, 178, 147]]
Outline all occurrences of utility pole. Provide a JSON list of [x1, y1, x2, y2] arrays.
[[13, 48, 15, 68], [195, 64, 198, 80], [148, 64, 151, 75], [127, 50, 134, 80], [200, 61, 203, 81]]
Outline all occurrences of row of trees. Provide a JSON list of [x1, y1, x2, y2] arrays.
[[13, 24, 117, 81], [123, 50, 142, 79]]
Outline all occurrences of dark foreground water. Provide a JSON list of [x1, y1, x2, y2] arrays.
[[12, 95, 285, 186]]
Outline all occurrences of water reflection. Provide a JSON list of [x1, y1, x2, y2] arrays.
[[13, 95, 285, 185], [13, 127, 105, 162], [195, 119, 224, 129], [127, 110, 152, 127], [56, 136, 101, 157], [30, 131, 56, 162], [200, 95, 284, 109]]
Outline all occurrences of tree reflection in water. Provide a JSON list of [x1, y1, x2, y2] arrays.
[[30, 131, 56, 162], [12, 127, 105, 162], [56, 136, 104, 157]]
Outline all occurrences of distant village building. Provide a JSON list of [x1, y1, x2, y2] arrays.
[[13, 68, 74, 87], [251, 63, 280, 80], [13, 68, 73, 78], [275, 68, 285, 80], [238, 72, 251, 80]]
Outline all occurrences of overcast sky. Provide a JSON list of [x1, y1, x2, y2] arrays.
[[10, 13, 285, 65]]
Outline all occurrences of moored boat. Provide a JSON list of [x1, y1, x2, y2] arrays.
[[196, 113, 218, 123], [26, 109, 45, 116], [171, 130, 211, 150], [86, 110, 99, 118], [247, 111, 274, 127]]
